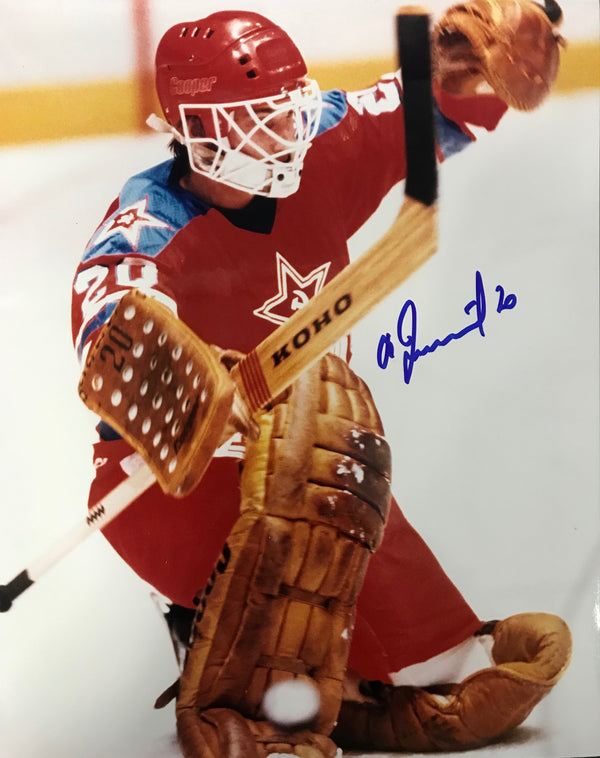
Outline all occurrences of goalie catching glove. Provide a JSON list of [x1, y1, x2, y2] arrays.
[[433, 0, 565, 110]]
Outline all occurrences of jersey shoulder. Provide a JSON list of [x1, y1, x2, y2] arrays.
[[316, 74, 485, 160], [83, 159, 208, 263], [316, 74, 403, 137]]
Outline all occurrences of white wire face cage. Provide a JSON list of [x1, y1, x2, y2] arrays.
[[178, 80, 322, 198]]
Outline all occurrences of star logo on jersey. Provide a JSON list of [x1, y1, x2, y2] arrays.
[[94, 197, 173, 249], [253, 252, 331, 326]]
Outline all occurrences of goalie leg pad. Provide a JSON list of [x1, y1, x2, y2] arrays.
[[331, 612, 572, 751], [176, 354, 392, 754]]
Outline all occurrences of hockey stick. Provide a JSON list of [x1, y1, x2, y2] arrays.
[[0, 457, 156, 612], [0, 8, 436, 612], [232, 9, 437, 411]]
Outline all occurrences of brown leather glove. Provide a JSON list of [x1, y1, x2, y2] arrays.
[[433, 0, 566, 110]]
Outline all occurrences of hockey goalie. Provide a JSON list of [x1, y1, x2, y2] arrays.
[[71, 1, 571, 756]]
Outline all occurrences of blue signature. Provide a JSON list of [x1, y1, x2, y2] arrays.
[[376, 270, 517, 384]]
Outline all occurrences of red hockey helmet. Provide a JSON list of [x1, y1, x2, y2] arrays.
[[151, 11, 322, 197], [156, 11, 309, 120]]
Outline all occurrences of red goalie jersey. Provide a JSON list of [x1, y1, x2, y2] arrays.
[[72, 77, 507, 680]]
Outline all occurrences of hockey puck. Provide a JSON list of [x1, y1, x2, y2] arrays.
[[262, 679, 320, 730]]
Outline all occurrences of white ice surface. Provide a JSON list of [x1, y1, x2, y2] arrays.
[[0, 91, 598, 757]]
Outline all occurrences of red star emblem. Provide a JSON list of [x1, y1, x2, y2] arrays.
[[94, 197, 172, 249], [253, 252, 331, 326]]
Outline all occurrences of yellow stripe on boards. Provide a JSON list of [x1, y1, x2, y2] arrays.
[[309, 57, 396, 91], [552, 41, 600, 94], [0, 79, 157, 145], [0, 42, 598, 146], [308, 43, 600, 95]]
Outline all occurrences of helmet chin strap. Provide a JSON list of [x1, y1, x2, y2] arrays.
[[146, 113, 185, 142], [146, 113, 302, 198]]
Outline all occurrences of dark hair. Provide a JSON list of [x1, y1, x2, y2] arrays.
[[169, 115, 207, 177], [169, 137, 190, 179]]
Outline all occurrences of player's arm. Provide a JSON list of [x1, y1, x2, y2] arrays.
[[72, 253, 179, 363], [315, 69, 494, 240], [432, 0, 565, 133], [71, 181, 185, 362], [73, 256, 258, 444], [319, 0, 563, 238]]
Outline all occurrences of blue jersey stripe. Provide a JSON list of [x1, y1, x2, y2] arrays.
[[434, 104, 472, 158], [77, 301, 118, 360], [319, 87, 471, 159], [318, 89, 349, 135]]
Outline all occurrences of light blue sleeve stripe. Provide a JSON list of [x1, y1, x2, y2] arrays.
[[317, 89, 349, 135], [318, 87, 471, 159], [76, 301, 118, 360], [434, 103, 472, 158]]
